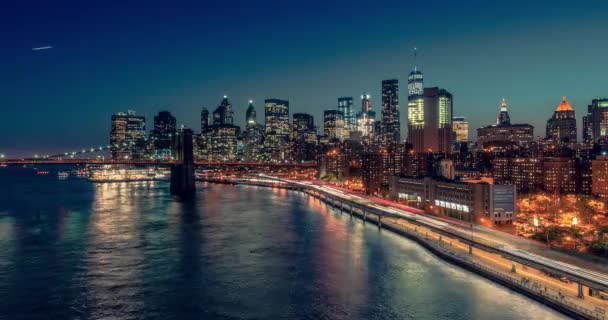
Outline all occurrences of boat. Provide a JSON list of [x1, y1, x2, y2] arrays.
[[58, 171, 69, 180]]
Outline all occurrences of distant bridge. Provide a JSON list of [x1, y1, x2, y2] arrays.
[[0, 158, 317, 168]]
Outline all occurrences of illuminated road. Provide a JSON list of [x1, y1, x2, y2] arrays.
[[266, 177, 608, 301]]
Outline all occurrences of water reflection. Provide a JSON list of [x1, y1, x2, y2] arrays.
[[0, 170, 567, 320]]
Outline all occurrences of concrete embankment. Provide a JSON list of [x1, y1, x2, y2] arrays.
[[203, 179, 604, 320]]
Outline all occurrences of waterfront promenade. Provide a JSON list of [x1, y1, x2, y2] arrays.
[[202, 175, 608, 320]]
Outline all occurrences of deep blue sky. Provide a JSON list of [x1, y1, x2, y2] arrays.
[[1, 0, 607, 157]]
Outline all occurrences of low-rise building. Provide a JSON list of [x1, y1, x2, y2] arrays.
[[389, 176, 516, 225]]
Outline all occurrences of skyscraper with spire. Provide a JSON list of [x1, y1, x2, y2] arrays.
[[407, 48, 425, 152], [243, 100, 264, 161], [477, 98, 534, 149], [497, 98, 511, 125], [356, 93, 376, 138], [406, 48, 453, 153]]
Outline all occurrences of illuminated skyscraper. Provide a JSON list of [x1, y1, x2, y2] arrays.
[[381, 79, 400, 147], [424, 87, 453, 153], [246, 100, 256, 126], [452, 116, 469, 143], [152, 111, 176, 159], [582, 98, 608, 143], [497, 98, 511, 125], [243, 100, 264, 161], [292, 113, 317, 162], [263, 99, 290, 161], [356, 93, 376, 138], [546, 97, 577, 143], [213, 95, 234, 126], [324, 110, 345, 141], [338, 97, 355, 134], [110, 110, 146, 159], [407, 66, 425, 151]]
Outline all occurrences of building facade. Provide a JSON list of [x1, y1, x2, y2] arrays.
[[477, 99, 534, 150], [381, 79, 400, 147], [583, 98, 608, 143], [324, 109, 345, 141], [338, 97, 356, 134], [110, 111, 147, 159], [151, 111, 176, 160], [452, 116, 469, 143], [389, 176, 516, 225], [592, 156, 608, 198], [546, 97, 577, 143], [263, 99, 290, 162]]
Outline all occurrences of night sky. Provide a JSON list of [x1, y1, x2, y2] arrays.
[[2, 0, 607, 157]]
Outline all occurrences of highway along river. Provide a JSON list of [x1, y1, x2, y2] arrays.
[[0, 167, 566, 319]]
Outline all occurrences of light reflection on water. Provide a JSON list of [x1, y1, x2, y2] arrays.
[[0, 168, 567, 319]]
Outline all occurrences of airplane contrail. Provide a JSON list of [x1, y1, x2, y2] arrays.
[[32, 46, 53, 51]]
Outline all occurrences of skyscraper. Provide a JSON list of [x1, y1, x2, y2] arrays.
[[201, 107, 209, 132], [356, 93, 376, 138], [546, 97, 577, 143], [381, 79, 400, 147], [213, 95, 234, 126], [152, 111, 176, 159], [292, 113, 317, 162], [582, 98, 608, 143], [110, 110, 146, 159], [324, 110, 345, 141], [497, 98, 511, 125], [452, 116, 469, 143], [246, 100, 256, 126], [263, 99, 290, 161], [243, 100, 264, 161], [338, 97, 355, 134], [424, 87, 453, 153], [407, 67, 425, 152]]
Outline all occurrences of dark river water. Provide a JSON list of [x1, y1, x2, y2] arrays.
[[0, 167, 566, 319]]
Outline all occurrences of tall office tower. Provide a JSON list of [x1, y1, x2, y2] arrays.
[[201, 107, 210, 132], [292, 113, 317, 162], [408, 84, 453, 153], [582, 98, 608, 143], [452, 117, 469, 143], [338, 97, 355, 134], [381, 79, 400, 147], [407, 59, 425, 151], [209, 125, 239, 162], [152, 111, 176, 159], [356, 93, 376, 137], [243, 100, 264, 161], [110, 110, 146, 159], [263, 99, 290, 162], [246, 100, 256, 127], [546, 97, 577, 143], [324, 110, 345, 141], [213, 95, 234, 126], [426, 87, 453, 153]]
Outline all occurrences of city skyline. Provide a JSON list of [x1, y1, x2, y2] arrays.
[[2, 0, 608, 156]]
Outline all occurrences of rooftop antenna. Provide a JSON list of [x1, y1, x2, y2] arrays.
[[413, 47, 418, 72]]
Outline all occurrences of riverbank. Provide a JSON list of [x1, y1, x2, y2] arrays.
[[203, 178, 605, 320]]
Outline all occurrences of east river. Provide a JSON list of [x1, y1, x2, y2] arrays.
[[0, 167, 566, 319]]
